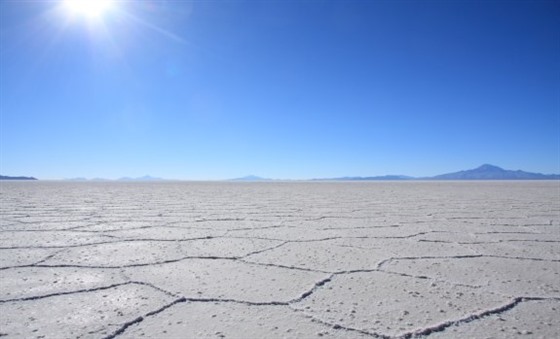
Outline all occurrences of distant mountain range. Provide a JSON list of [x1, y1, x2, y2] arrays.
[[229, 175, 273, 182], [314, 164, 560, 181], [0, 175, 37, 181], [315, 175, 414, 181], [64, 175, 164, 182], [117, 175, 164, 182], [4, 165, 559, 182], [429, 164, 560, 180]]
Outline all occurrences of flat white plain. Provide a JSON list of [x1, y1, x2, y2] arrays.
[[0, 181, 558, 338]]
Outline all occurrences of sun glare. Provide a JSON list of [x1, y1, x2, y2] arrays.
[[64, 0, 114, 19]]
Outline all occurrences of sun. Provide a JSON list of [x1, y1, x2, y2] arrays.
[[64, 0, 115, 19]]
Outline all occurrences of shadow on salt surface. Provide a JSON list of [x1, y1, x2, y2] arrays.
[[40, 240, 189, 267], [0, 284, 175, 339], [123, 259, 328, 303], [0, 220, 95, 231], [244, 240, 387, 272], [465, 241, 560, 260], [0, 248, 60, 268], [77, 219, 281, 233], [332, 237, 477, 257], [245, 238, 477, 273], [428, 299, 560, 338], [77, 220, 185, 232], [382, 257, 560, 297], [528, 224, 560, 234], [292, 271, 509, 338], [39, 238, 283, 267], [417, 231, 560, 244], [194, 219, 292, 230], [0, 218, 96, 231], [181, 237, 284, 258], [0, 231, 112, 248], [225, 223, 440, 242], [0, 267, 126, 301], [292, 217, 439, 230], [121, 303, 371, 339], [101, 225, 227, 240]]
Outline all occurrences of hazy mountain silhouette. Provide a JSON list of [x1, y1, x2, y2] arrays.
[[0, 175, 37, 180], [6, 165, 560, 182], [230, 175, 272, 181], [430, 164, 560, 180], [313, 164, 559, 181], [117, 175, 164, 181], [65, 177, 111, 182], [315, 175, 413, 181], [64, 175, 164, 182]]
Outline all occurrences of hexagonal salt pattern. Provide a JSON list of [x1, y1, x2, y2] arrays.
[[0, 181, 558, 338]]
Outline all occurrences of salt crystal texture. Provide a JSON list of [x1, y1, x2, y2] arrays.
[[0, 181, 558, 338]]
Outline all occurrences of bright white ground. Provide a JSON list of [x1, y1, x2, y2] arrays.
[[0, 181, 558, 338]]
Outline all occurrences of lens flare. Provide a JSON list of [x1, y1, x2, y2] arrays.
[[64, 0, 114, 19]]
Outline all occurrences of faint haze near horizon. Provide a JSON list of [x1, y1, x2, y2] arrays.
[[1, 0, 559, 180]]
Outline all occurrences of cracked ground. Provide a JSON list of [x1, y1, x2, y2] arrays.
[[0, 181, 558, 338]]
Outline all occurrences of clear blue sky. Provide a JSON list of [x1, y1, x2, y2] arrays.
[[1, 0, 559, 180]]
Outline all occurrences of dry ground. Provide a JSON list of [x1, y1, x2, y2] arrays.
[[0, 181, 558, 338]]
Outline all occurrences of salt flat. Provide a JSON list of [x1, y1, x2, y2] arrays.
[[0, 181, 558, 338]]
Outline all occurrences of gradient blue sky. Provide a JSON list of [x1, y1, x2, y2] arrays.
[[1, 0, 559, 180]]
